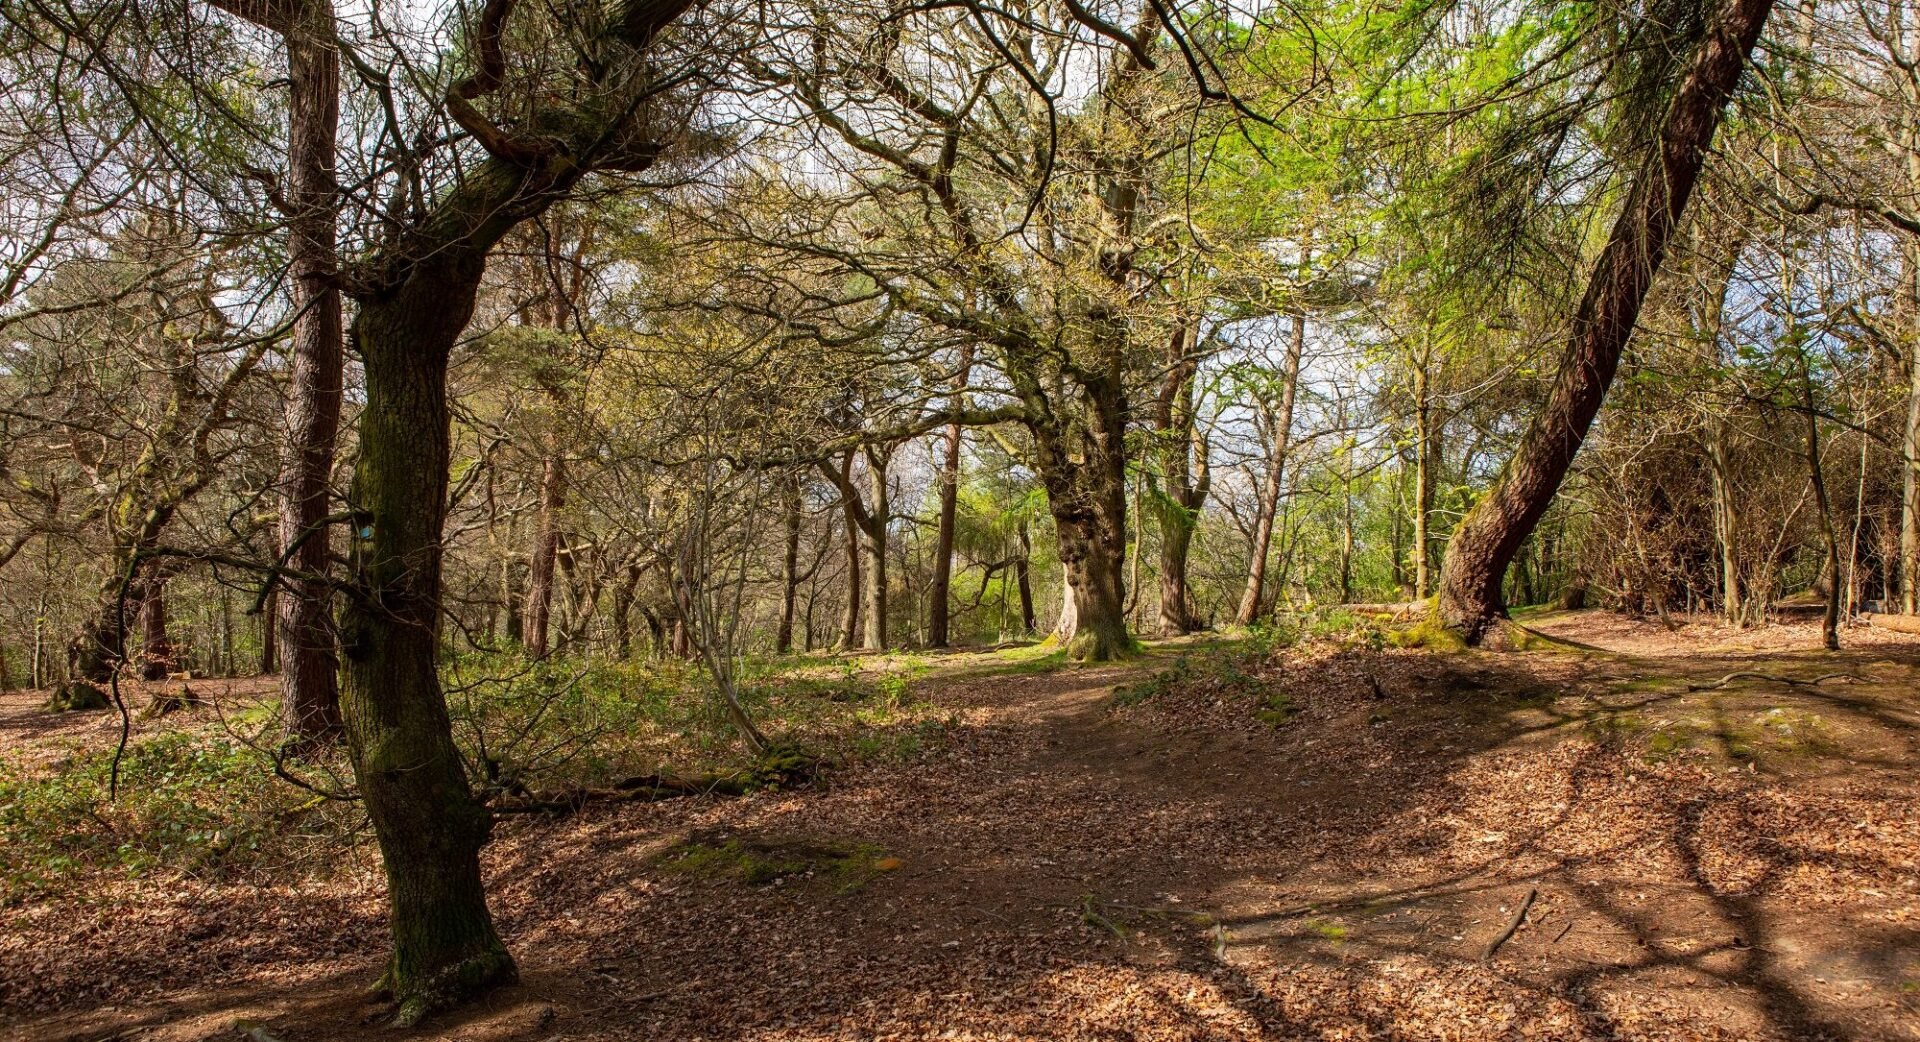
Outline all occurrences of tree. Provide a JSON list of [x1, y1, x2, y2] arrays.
[[1438, 0, 1778, 642]]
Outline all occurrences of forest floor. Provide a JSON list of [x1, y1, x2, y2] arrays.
[[5, 610, 1920, 1041]]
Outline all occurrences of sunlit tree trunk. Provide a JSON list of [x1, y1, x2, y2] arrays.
[[1236, 313, 1304, 624], [862, 446, 888, 650], [1438, 0, 1777, 642], [1412, 355, 1436, 600], [205, 0, 348, 744], [928, 346, 973, 647], [834, 455, 862, 649], [1153, 323, 1210, 635], [1037, 379, 1130, 661], [1015, 519, 1036, 634]]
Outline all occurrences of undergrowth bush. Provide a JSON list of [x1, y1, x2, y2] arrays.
[[0, 732, 343, 902]]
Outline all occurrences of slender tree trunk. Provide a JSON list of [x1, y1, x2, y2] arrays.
[[862, 447, 888, 650], [1236, 312, 1304, 624], [610, 563, 640, 658], [1413, 357, 1436, 600], [1904, 272, 1920, 612], [272, 0, 346, 744], [139, 579, 173, 681], [1708, 426, 1745, 625], [833, 460, 864, 648], [928, 347, 973, 647], [777, 478, 802, 653], [340, 258, 514, 1026], [1154, 323, 1211, 635], [1800, 359, 1842, 650], [260, 588, 279, 674], [1899, 12, 1920, 615], [1015, 520, 1036, 634], [523, 454, 564, 658], [1437, 0, 1777, 642]]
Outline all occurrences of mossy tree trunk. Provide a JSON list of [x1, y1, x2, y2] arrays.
[[1035, 375, 1131, 661], [340, 249, 516, 1025]]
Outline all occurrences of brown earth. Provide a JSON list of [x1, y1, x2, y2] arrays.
[[4, 610, 1919, 1041]]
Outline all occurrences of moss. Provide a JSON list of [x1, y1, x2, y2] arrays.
[[1256, 692, 1295, 727], [1306, 919, 1349, 942], [1386, 615, 1467, 652], [47, 681, 109, 712], [660, 835, 898, 894]]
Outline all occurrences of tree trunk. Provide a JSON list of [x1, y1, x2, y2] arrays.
[[1413, 359, 1436, 599], [1153, 323, 1211, 635], [271, 0, 346, 746], [835, 456, 862, 650], [139, 579, 173, 681], [1036, 381, 1131, 661], [1437, 0, 1776, 642], [1800, 358, 1842, 650], [1236, 312, 1304, 624], [1015, 520, 1036, 634], [610, 563, 640, 658], [260, 588, 279, 674], [339, 259, 514, 1026], [862, 447, 888, 650], [1708, 425, 1745, 624], [1904, 281, 1920, 613], [523, 454, 565, 658], [928, 347, 973, 647], [777, 478, 802, 653]]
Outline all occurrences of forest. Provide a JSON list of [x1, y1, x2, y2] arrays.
[[2, 0, 1920, 1037]]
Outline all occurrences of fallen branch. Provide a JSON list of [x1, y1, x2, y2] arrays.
[[1480, 887, 1537, 965], [1685, 671, 1863, 692]]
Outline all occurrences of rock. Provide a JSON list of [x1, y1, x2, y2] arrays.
[[47, 681, 109, 712]]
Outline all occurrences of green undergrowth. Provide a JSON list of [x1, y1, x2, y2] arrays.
[[1109, 630, 1286, 710], [6, 650, 961, 902], [659, 834, 899, 894], [0, 732, 355, 903]]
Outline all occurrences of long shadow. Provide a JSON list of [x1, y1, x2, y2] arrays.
[[7, 633, 1919, 1040]]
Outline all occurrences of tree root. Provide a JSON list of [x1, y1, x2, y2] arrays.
[[370, 947, 518, 1028], [492, 749, 819, 816], [1685, 671, 1863, 692], [1480, 887, 1536, 965]]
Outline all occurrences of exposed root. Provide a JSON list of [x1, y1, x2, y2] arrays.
[[376, 947, 518, 1028], [1685, 671, 1863, 692], [1480, 887, 1537, 965]]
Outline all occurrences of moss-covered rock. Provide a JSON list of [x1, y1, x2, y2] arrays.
[[47, 681, 109, 712]]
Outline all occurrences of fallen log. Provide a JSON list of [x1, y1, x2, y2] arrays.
[[1862, 612, 1920, 635]]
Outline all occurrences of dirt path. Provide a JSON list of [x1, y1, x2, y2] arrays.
[[7, 615, 1920, 1041]]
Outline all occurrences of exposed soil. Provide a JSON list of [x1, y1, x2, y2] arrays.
[[5, 610, 1920, 1041]]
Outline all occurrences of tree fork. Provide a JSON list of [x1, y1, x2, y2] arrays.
[[1436, 0, 1777, 642]]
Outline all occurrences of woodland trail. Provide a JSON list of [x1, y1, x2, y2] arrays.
[[7, 613, 1920, 1041]]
